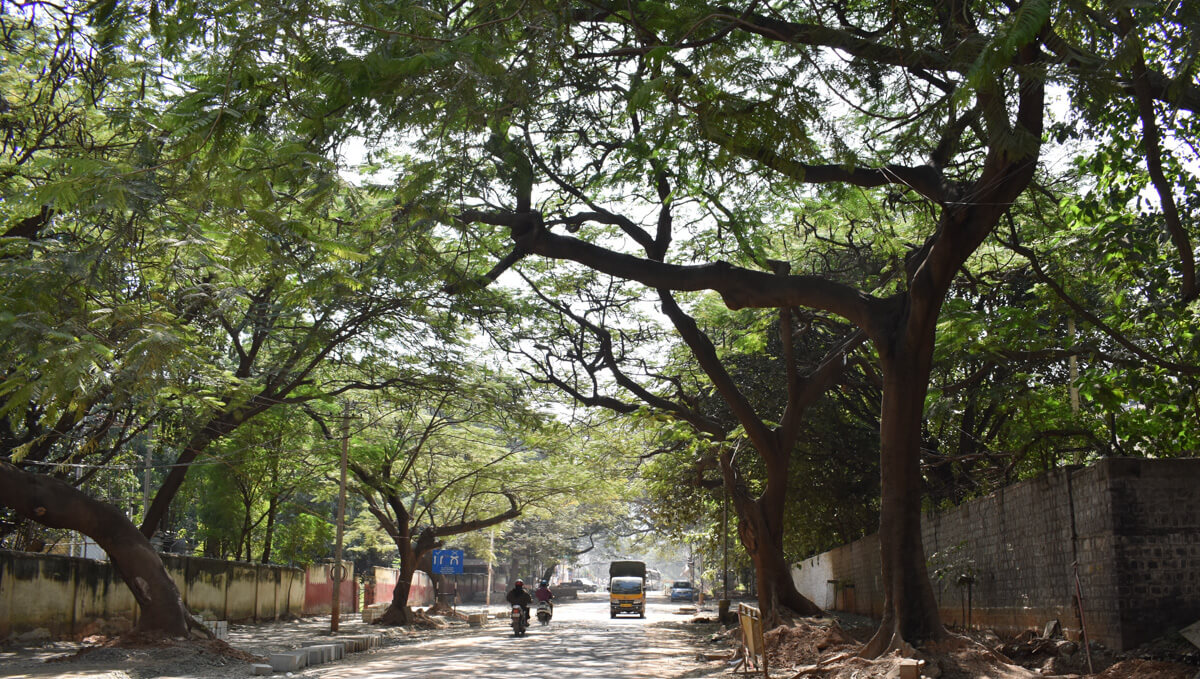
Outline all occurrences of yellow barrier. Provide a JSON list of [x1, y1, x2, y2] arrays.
[[737, 602, 768, 678]]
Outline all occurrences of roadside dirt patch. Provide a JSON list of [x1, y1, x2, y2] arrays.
[[1097, 659, 1199, 679], [48, 636, 266, 666], [765, 618, 856, 667], [30, 637, 267, 678], [760, 620, 1037, 679], [756, 619, 1199, 679]]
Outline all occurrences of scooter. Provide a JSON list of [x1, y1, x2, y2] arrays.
[[511, 604, 527, 636], [536, 600, 553, 626]]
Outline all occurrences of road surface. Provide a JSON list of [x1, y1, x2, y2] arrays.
[[307, 591, 728, 679]]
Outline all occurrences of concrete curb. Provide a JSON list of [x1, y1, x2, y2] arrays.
[[260, 633, 383, 674]]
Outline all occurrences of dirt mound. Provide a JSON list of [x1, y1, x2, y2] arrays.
[[919, 637, 1035, 679], [756, 620, 1200, 679], [1097, 659, 1198, 679], [49, 636, 266, 669], [765, 618, 856, 666], [756, 620, 1039, 679]]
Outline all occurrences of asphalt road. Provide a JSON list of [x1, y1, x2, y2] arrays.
[[307, 592, 727, 679]]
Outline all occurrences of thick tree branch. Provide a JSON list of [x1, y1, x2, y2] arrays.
[[3, 206, 53, 240], [699, 122, 952, 203], [459, 210, 886, 334], [717, 8, 962, 73], [1116, 9, 1196, 302], [429, 491, 521, 539]]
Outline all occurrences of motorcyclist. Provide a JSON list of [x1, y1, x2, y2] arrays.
[[505, 579, 533, 625], [534, 580, 555, 617]]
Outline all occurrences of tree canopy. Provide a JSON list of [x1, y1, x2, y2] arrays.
[[2, 0, 1197, 649]]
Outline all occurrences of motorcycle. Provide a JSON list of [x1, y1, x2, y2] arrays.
[[511, 604, 527, 636], [536, 600, 553, 626]]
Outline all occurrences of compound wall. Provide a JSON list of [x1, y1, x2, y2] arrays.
[[0, 551, 306, 640], [792, 457, 1200, 650]]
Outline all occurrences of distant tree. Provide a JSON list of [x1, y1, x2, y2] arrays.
[[342, 380, 532, 625], [494, 268, 862, 624]]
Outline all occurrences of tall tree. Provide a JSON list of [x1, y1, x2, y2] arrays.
[[141, 0, 1045, 648], [0, 2, 209, 636]]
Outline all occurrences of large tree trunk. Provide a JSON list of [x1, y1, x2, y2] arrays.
[[379, 536, 443, 624], [261, 495, 277, 564], [0, 461, 196, 638], [140, 423, 226, 538], [141, 407, 262, 539], [739, 497, 822, 624], [379, 539, 417, 625], [722, 449, 822, 627], [861, 327, 947, 656]]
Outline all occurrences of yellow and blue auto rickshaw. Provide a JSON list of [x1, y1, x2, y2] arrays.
[[608, 560, 646, 618]]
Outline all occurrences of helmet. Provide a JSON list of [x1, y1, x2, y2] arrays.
[[540, 580, 548, 587], [515, 579, 524, 586]]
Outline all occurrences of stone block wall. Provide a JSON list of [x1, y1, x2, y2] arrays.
[[1104, 458, 1200, 648], [791, 457, 1200, 650]]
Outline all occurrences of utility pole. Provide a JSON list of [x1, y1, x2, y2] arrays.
[[486, 529, 495, 610], [722, 488, 729, 600], [331, 402, 351, 633], [143, 435, 152, 529]]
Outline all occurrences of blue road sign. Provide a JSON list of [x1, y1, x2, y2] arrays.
[[431, 549, 464, 575]]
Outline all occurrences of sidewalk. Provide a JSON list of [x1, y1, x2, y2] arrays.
[[0, 608, 497, 678]]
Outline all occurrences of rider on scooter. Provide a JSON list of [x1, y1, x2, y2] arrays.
[[506, 579, 533, 624], [534, 580, 554, 616]]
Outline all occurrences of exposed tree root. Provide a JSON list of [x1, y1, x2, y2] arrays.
[[858, 614, 946, 659]]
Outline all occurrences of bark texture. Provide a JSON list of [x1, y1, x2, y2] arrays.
[[723, 453, 823, 624]]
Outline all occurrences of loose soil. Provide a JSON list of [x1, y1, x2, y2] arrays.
[[756, 615, 1199, 679]]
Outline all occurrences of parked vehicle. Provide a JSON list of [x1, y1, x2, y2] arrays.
[[609, 560, 646, 618], [511, 604, 527, 636], [568, 578, 598, 592], [669, 580, 695, 602], [536, 600, 553, 625]]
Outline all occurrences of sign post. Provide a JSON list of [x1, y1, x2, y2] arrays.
[[432, 549, 465, 575], [432, 549, 464, 611]]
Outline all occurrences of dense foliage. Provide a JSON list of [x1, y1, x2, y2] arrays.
[[2, 0, 1196, 645]]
